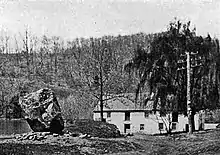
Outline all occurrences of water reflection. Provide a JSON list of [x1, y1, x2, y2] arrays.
[[0, 119, 32, 135]]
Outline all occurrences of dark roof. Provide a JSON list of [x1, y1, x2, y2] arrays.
[[93, 109, 155, 113], [93, 93, 154, 112]]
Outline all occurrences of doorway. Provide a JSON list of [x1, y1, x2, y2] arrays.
[[124, 124, 131, 133]]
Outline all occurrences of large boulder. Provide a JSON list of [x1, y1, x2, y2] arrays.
[[19, 88, 64, 134]]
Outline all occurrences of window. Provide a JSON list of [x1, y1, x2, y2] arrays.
[[125, 112, 130, 121], [144, 111, 149, 118], [159, 123, 164, 130], [107, 112, 111, 118], [172, 123, 177, 130], [140, 124, 144, 130], [124, 124, 131, 133]]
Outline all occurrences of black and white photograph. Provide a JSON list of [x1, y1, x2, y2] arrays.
[[0, 0, 220, 154]]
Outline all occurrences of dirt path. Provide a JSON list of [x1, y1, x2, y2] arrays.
[[0, 133, 142, 155], [1, 129, 220, 155]]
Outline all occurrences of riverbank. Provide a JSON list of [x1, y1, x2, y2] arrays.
[[1, 129, 220, 154]]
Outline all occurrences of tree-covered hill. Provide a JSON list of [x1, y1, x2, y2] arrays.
[[0, 32, 156, 119]]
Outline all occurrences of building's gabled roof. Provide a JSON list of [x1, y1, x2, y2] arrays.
[[93, 93, 154, 112]]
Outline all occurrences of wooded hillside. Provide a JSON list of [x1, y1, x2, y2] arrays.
[[0, 32, 154, 119]]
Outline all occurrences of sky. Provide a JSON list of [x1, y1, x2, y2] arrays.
[[0, 0, 220, 40]]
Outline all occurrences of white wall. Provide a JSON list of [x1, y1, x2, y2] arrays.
[[204, 123, 218, 130], [93, 111, 202, 134]]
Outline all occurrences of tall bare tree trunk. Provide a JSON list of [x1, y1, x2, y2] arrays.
[[100, 49, 104, 122]]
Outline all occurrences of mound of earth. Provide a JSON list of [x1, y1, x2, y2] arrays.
[[64, 119, 121, 138]]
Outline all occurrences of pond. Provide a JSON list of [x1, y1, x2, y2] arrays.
[[0, 119, 32, 135]]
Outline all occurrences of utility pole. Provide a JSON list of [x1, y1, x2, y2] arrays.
[[186, 51, 193, 134], [178, 51, 202, 134]]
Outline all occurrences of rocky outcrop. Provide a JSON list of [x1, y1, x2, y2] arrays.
[[19, 88, 64, 134]]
